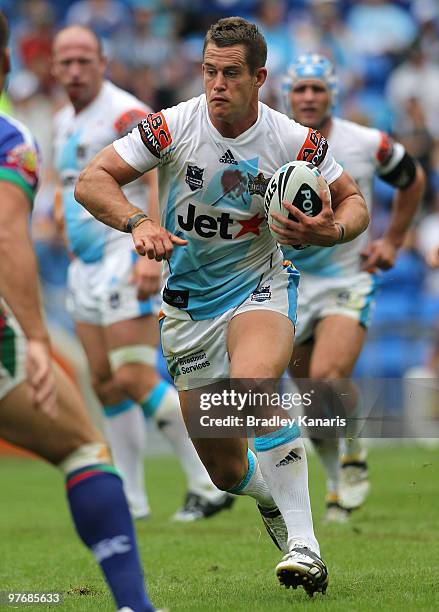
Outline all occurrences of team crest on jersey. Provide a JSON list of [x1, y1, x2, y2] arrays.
[[6, 143, 38, 185], [185, 165, 204, 191], [250, 284, 271, 302], [247, 172, 269, 196]]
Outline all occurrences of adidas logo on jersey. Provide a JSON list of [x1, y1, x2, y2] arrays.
[[276, 449, 302, 467], [219, 149, 238, 165]]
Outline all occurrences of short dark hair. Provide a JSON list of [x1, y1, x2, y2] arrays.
[[0, 11, 9, 50], [203, 17, 267, 74]]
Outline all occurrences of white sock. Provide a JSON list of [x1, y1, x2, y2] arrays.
[[103, 400, 150, 518], [227, 448, 275, 509], [343, 437, 364, 459], [312, 438, 340, 497], [255, 429, 319, 554], [141, 381, 223, 501]]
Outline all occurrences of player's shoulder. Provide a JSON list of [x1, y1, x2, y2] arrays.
[[162, 94, 204, 125], [0, 113, 36, 149], [54, 103, 73, 132], [260, 102, 307, 135], [332, 117, 382, 151], [0, 113, 39, 201], [101, 81, 152, 136]]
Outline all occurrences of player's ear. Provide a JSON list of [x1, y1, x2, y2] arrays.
[[255, 67, 267, 89]]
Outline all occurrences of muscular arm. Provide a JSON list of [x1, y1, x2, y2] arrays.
[[362, 161, 425, 271], [271, 169, 369, 247], [75, 144, 187, 260], [0, 182, 49, 343], [75, 144, 144, 231], [330, 170, 370, 243], [141, 167, 160, 222], [383, 162, 425, 248]]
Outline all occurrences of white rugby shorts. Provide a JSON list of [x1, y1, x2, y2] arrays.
[[160, 265, 299, 390], [66, 248, 161, 326], [295, 271, 379, 345]]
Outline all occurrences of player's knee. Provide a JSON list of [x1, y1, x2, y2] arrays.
[[205, 459, 247, 491], [109, 345, 158, 399], [90, 371, 115, 404], [310, 363, 347, 379], [57, 441, 112, 475]]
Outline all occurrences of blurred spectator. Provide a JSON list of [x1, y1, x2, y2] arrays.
[[13, 0, 56, 93], [256, 0, 294, 107], [417, 190, 439, 296], [110, 3, 175, 72], [65, 0, 130, 42], [346, 0, 417, 89], [387, 40, 439, 154]]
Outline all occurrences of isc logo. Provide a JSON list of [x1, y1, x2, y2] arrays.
[[178, 203, 233, 238]]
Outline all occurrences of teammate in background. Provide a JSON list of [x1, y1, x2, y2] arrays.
[[0, 12, 157, 612], [282, 54, 425, 521], [52, 26, 233, 521], [74, 17, 369, 596]]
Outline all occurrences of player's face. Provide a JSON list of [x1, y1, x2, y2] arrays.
[[289, 79, 331, 129], [52, 30, 106, 111], [203, 43, 266, 130]]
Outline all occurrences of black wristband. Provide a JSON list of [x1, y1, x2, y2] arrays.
[[125, 213, 149, 233], [335, 222, 345, 243]]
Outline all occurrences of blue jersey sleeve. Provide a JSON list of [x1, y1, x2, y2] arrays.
[[0, 115, 40, 204]]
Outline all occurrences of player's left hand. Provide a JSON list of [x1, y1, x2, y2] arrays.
[[270, 189, 339, 247], [26, 339, 58, 419], [361, 238, 398, 272], [130, 256, 162, 300]]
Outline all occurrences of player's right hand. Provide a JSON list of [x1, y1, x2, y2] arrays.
[[132, 218, 187, 261], [26, 339, 58, 419]]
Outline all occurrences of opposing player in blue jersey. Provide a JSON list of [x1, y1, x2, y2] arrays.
[[0, 11, 159, 612], [282, 54, 424, 520], [75, 17, 369, 596], [52, 25, 232, 521]]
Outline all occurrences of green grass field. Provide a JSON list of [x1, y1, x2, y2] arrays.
[[0, 445, 438, 611]]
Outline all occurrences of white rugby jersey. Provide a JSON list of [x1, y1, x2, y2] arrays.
[[54, 80, 151, 263], [113, 94, 342, 320], [284, 117, 406, 276]]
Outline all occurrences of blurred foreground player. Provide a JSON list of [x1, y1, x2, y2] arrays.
[[52, 25, 232, 521], [75, 17, 369, 596], [0, 12, 158, 612], [283, 54, 424, 520]]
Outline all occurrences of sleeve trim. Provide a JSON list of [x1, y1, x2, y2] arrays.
[[0, 168, 34, 204]]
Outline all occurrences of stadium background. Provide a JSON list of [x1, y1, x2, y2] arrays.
[[1, 0, 438, 436]]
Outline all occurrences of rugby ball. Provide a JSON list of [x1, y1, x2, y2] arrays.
[[264, 160, 331, 249]]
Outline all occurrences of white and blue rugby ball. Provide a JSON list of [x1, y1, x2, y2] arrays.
[[264, 160, 331, 249]]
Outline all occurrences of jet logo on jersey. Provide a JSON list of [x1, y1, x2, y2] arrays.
[[185, 165, 204, 191], [177, 203, 264, 239], [219, 149, 238, 165]]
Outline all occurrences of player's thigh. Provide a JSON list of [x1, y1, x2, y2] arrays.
[[0, 363, 102, 465], [105, 314, 159, 350], [75, 321, 112, 379], [311, 315, 366, 378], [228, 310, 294, 379], [289, 339, 314, 378]]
